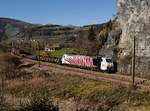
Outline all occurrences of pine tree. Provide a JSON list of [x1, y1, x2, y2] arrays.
[[88, 27, 96, 41]]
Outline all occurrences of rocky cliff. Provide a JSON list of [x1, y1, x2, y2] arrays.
[[117, 0, 150, 75]]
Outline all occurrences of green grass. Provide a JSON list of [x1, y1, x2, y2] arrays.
[[69, 81, 112, 103], [48, 48, 78, 57]]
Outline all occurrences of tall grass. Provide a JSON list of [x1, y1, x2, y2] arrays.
[[16, 87, 58, 111]]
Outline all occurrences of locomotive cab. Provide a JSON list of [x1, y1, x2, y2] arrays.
[[61, 54, 70, 64], [100, 57, 114, 72], [61, 54, 114, 73], [93, 57, 102, 71]]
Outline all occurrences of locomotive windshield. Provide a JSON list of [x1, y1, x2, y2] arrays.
[[106, 59, 112, 63]]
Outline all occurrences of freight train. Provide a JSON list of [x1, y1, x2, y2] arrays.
[[30, 54, 114, 72], [61, 54, 114, 72], [11, 48, 114, 72]]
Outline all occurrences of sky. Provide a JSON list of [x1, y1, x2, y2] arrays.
[[0, 0, 117, 26]]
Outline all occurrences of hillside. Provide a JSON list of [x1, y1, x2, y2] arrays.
[[0, 18, 113, 51], [0, 17, 116, 57], [21, 24, 80, 42], [0, 18, 82, 45], [0, 18, 35, 41]]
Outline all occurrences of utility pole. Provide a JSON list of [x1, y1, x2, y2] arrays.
[[31, 40, 40, 67], [37, 41, 40, 67], [132, 36, 135, 87], [0, 71, 4, 110]]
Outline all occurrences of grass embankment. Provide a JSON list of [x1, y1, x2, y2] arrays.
[[3, 70, 150, 111], [1, 54, 150, 111], [48, 48, 78, 57]]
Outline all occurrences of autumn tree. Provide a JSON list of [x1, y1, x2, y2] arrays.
[[98, 20, 113, 48]]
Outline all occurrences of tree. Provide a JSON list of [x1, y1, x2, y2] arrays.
[[88, 27, 96, 41], [98, 20, 113, 48]]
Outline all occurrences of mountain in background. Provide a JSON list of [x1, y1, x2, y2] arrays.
[[0, 17, 114, 54], [0, 17, 36, 41], [0, 18, 81, 42], [0, 18, 101, 47], [0, 17, 108, 42]]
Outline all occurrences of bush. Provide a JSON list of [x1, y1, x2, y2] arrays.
[[0, 95, 12, 111], [16, 88, 58, 111]]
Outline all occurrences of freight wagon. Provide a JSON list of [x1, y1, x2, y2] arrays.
[[61, 54, 114, 72]]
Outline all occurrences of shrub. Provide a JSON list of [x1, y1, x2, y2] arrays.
[[16, 88, 58, 111], [0, 95, 12, 111]]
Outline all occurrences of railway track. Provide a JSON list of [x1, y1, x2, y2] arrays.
[[20, 56, 150, 91]]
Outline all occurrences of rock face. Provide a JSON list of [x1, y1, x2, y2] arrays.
[[117, 0, 150, 75], [99, 28, 122, 60]]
